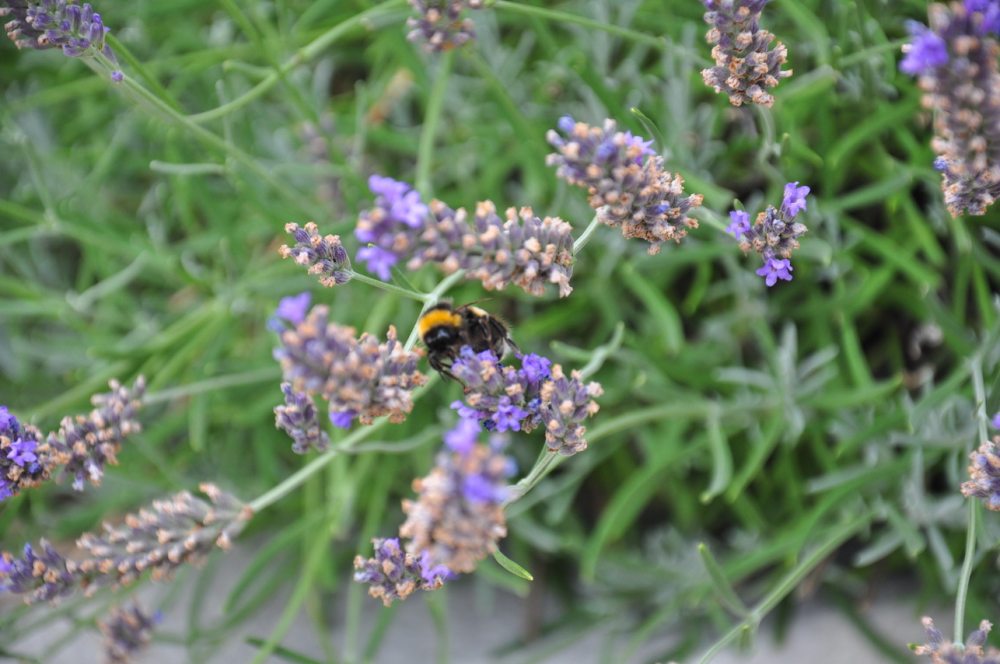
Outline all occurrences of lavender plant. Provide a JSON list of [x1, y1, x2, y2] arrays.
[[4, 0, 998, 661], [901, 1, 1000, 216]]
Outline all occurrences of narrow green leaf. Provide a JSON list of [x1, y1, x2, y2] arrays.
[[492, 549, 535, 581]]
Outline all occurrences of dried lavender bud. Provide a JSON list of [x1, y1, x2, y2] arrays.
[[538, 365, 604, 456], [701, 0, 792, 107], [1, 0, 122, 80], [47, 376, 145, 491], [354, 175, 429, 281], [274, 305, 427, 426], [353, 537, 450, 607], [901, 2, 1000, 216], [100, 602, 157, 664], [274, 382, 330, 454], [962, 435, 1000, 509], [0, 539, 80, 604], [406, 0, 484, 52], [399, 425, 515, 574], [729, 182, 809, 287], [546, 117, 703, 255], [280, 222, 352, 287], [914, 616, 1000, 663], [75, 484, 251, 588], [411, 201, 575, 297], [0, 406, 55, 501]]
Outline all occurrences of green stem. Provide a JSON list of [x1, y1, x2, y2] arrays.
[[505, 450, 561, 504], [189, 0, 407, 123], [572, 215, 602, 254], [697, 512, 872, 663], [105, 34, 183, 112], [347, 269, 428, 302], [248, 418, 389, 512], [416, 50, 455, 198], [837, 38, 908, 67], [955, 354, 990, 644], [144, 367, 281, 405]]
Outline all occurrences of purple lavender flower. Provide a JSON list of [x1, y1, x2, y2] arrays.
[[444, 417, 480, 455], [0, 540, 80, 604], [992, 412, 1000, 429], [329, 410, 356, 429], [406, 0, 484, 52], [274, 383, 330, 454], [701, 0, 792, 107], [547, 117, 703, 255], [0, 0, 122, 79], [967, 0, 1000, 33], [279, 222, 352, 287], [100, 602, 157, 664], [962, 436, 1000, 510], [76, 484, 251, 588], [732, 184, 809, 287], [902, 2, 1000, 216], [781, 181, 810, 217], [353, 537, 448, 607], [353, 175, 428, 281], [900, 20, 950, 75], [274, 305, 427, 425], [726, 210, 751, 238], [46, 377, 145, 491], [449, 348, 601, 455], [915, 616, 1000, 663], [399, 433, 514, 574], [0, 408, 53, 501], [755, 257, 793, 286], [275, 292, 311, 326]]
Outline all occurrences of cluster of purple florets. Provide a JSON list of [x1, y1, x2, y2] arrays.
[[727, 181, 810, 287]]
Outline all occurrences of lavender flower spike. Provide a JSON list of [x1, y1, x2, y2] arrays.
[[410, 201, 576, 297], [399, 428, 515, 574], [1, 0, 123, 80], [280, 222, 352, 287], [100, 602, 157, 664], [0, 405, 55, 502], [914, 616, 1000, 662], [538, 365, 604, 456], [0, 539, 80, 604], [274, 382, 330, 454], [732, 183, 809, 287], [901, 2, 1000, 216], [76, 484, 251, 588], [701, 0, 792, 107], [274, 305, 427, 425], [547, 117, 702, 255], [353, 537, 449, 607], [47, 376, 146, 492], [406, 0, 484, 52], [961, 435, 1000, 510]]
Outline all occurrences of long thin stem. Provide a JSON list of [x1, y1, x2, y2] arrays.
[[189, 0, 407, 123], [697, 512, 873, 663], [347, 270, 428, 301], [572, 215, 602, 254], [144, 367, 281, 405], [416, 50, 455, 198], [248, 418, 389, 512], [954, 354, 990, 644]]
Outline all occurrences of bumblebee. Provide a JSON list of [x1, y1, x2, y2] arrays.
[[418, 301, 518, 382]]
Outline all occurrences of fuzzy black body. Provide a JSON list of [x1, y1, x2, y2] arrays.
[[418, 302, 518, 382]]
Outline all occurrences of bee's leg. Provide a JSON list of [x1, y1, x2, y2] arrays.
[[429, 355, 463, 385]]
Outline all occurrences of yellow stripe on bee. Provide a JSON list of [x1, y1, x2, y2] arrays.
[[417, 309, 461, 337]]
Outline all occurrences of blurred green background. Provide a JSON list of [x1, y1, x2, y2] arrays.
[[1, 0, 999, 661]]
